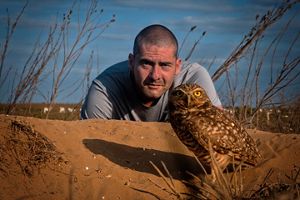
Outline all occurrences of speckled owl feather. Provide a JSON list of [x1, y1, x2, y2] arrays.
[[168, 83, 260, 171]]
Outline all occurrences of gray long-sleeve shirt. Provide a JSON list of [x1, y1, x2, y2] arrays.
[[81, 60, 221, 121]]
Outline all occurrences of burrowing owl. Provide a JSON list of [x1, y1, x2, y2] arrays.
[[168, 84, 260, 173]]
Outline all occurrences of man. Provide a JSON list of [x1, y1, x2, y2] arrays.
[[81, 24, 221, 121]]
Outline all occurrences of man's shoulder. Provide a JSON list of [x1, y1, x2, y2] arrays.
[[180, 61, 206, 72], [101, 60, 129, 74], [95, 60, 129, 81], [92, 60, 131, 91], [175, 62, 209, 84]]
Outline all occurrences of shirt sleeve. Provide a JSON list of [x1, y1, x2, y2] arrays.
[[177, 62, 222, 107], [80, 79, 113, 119]]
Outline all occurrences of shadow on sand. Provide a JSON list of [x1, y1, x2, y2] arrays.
[[82, 138, 205, 180]]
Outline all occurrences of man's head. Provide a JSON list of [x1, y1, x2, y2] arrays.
[[129, 24, 181, 107]]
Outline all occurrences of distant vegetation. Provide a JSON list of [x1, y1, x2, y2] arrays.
[[1, 101, 299, 134], [0, 103, 81, 120], [225, 98, 300, 134]]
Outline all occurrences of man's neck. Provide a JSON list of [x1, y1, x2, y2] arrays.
[[142, 98, 159, 108]]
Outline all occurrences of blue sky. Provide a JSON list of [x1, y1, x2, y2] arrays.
[[0, 0, 299, 104]]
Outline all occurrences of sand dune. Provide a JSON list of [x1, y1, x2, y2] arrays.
[[0, 114, 299, 199]]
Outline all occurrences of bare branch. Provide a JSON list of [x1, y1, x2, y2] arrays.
[[212, 0, 298, 81], [0, 1, 28, 83]]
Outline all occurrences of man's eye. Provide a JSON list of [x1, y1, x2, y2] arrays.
[[140, 63, 151, 69], [140, 60, 152, 68], [141, 63, 150, 67], [160, 64, 172, 71]]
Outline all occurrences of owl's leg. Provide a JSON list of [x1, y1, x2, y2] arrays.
[[210, 153, 231, 183], [211, 168, 217, 183], [216, 154, 231, 171]]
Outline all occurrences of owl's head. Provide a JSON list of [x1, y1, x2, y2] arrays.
[[168, 84, 212, 110]]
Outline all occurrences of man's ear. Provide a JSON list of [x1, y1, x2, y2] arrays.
[[128, 53, 134, 70], [175, 58, 182, 75]]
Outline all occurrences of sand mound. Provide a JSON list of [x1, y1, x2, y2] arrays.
[[0, 114, 299, 199]]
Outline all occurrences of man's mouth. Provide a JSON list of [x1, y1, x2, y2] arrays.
[[147, 84, 161, 89], [146, 84, 163, 89]]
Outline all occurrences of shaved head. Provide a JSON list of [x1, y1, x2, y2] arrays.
[[133, 24, 179, 58]]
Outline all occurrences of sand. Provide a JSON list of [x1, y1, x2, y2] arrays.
[[0, 114, 299, 199]]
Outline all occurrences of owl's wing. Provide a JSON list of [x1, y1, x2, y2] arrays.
[[192, 108, 259, 164]]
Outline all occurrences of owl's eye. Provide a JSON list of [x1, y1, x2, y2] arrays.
[[194, 91, 201, 97], [173, 90, 184, 97]]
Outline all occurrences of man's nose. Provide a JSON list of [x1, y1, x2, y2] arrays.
[[149, 65, 161, 80]]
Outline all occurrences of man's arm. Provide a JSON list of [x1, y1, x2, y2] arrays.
[[80, 80, 113, 119], [179, 62, 222, 108]]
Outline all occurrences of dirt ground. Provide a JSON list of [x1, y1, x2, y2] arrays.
[[0, 114, 299, 199]]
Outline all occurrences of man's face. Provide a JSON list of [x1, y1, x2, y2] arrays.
[[129, 43, 181, 106]]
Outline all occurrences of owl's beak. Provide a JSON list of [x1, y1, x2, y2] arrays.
[[186, 95, 191, 107]]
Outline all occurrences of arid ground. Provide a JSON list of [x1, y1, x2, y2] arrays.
[[0, 114, 299, 199]]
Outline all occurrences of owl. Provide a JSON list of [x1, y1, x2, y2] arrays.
[[168, 84, 260, 174]]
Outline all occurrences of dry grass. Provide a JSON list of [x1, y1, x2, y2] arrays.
[[0, 120, 66, 177], [226, 99, 300, 134], [250, 167, 300, 199], [0, 0, 115, 116], [147, 142, 300, 200]]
